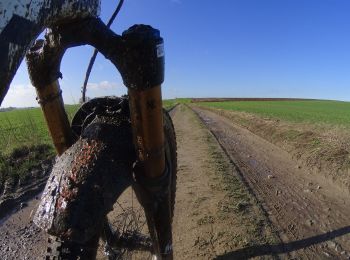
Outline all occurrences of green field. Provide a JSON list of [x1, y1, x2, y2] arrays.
[[0, 98, 183, 190], [163, 98, 191, 109], [162, 99, 177, 109], [0, 99, 182, 155], [0, 105, 79, 154], [198, 100, 350, 126]]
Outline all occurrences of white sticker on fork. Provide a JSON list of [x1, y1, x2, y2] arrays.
[[156, 43, 164, 57]]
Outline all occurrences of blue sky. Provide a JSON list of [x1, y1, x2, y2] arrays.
[[3, 0, 350, 107]]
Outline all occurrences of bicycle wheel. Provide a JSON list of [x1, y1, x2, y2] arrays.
[[43, 97, 177, 259], [101, 108, 177, 259]]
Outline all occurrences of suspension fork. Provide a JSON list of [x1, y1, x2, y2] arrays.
[[120, 25, 173, 258], [128, 86, 165, 178], [119, 24, 166, 178], [26, 19, 172, 258], [26, 39, 73, 155], [128, 85, 172, 259]]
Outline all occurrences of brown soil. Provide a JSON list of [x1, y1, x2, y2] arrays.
[[192, 105, 350, 259], [198, 106, 350, 192], [0, 195, 47, 259], [170, 105, 275, 259], [100, 104, 277, 259]]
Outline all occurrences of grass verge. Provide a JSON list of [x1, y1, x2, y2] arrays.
[[0, 144, 54, 196]]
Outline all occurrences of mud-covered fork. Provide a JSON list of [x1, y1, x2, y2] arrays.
[[121, 25, 173, 259], [26, 17, 173, 259]]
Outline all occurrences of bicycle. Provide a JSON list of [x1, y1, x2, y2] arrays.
[[0, 1, 177, 259]]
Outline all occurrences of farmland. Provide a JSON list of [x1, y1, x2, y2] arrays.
[[191, 104, 350, 258], [0, 99, 179, 155], [197, 100, 350, 126], [1, 98, 349, 189], [0, 99, 179, 196], [194, 99, 350, 193], [163, 98, 191, 109], [0, 105, 78, 196], [2, 100, 350, 259], [0, 105, 79, 155]]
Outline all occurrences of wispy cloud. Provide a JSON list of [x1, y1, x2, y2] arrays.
[[171, 0, 182, 4], [87, 81, 119, 90]]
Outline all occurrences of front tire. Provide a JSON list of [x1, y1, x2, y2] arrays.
[[44, 97, 177, 260]]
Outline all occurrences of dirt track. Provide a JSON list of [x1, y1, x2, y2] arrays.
[[192, 105, 350, 259], [1, 104, 350, 259]]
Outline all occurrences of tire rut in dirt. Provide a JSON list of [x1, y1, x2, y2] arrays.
[[192, 105, 350, 259]]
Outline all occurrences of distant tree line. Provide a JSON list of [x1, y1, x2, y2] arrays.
[[0, 107, 16, 112]]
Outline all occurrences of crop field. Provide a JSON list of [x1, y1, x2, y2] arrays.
[[0, 105, 79, 154], [198, 100, 350, 126], [195, 98, 350, 195], [0, 100, 179, 155], [163, 98, 191, 108], [2, 100, 350, 259], [0, 98, 181, 204], [162, 99, 177, 109]]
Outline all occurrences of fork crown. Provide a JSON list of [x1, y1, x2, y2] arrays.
[[119, 24, 164, 90]]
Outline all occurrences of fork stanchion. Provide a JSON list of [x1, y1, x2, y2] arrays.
[[35, 80, 73, 155], [119, 24, 166, 178], [128, 86, 165, 178]]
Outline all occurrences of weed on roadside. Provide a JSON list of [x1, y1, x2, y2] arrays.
[[0, 144, 54, 195]]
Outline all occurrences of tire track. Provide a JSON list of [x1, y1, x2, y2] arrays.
[[192, 105, 350, 259]]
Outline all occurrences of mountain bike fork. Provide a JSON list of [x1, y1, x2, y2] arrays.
[[26, 18, 173, 259]]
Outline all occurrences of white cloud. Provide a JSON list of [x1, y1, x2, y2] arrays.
[[87, 81, 119, 90], [1, 84, 38, 108], [84, 80, 126, 99], [1, 81, 125, 108]]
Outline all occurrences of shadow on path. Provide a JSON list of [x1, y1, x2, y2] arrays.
[[215, 226, 350, 259]]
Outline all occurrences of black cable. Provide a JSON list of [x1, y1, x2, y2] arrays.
[[81, 0, 124, 103]]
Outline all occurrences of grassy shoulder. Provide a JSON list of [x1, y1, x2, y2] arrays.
[[0, 144, 54, 196], [196, 101, 350, 192]]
